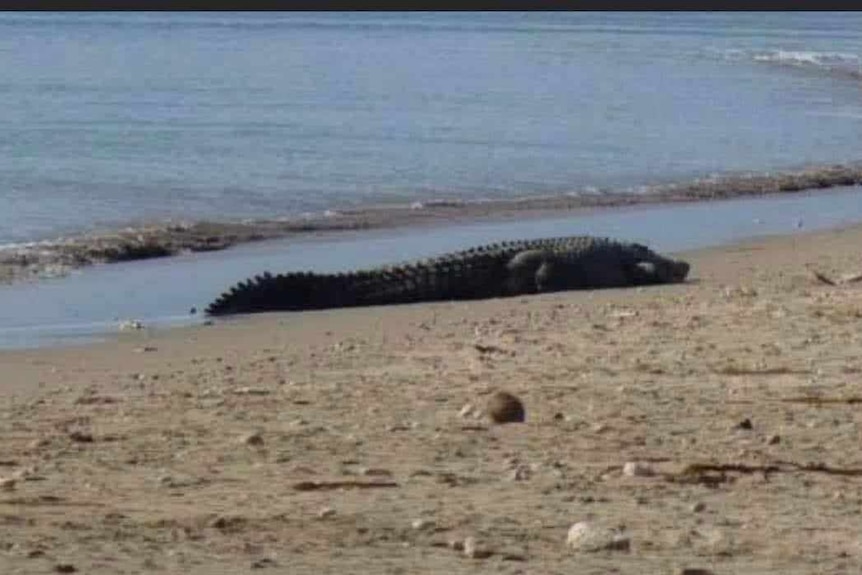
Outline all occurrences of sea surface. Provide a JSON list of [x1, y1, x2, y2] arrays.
[[1, 11, 862, 349], [1, 11, 861, 245]]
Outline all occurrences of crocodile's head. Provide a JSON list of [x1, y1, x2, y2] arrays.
[[633, 257, 690, 285]]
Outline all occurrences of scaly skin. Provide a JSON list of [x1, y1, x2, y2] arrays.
[[205, 236, 690, 316]]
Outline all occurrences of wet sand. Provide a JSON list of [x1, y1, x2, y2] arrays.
[[2, 161, 861, 285], [2, 222, 862, 573]]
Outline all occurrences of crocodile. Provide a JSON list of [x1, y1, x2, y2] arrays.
[[205, 236, 690, 317]]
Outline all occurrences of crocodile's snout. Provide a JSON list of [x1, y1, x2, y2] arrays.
[[672, 259, 690, 282]]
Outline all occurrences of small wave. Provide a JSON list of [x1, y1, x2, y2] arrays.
[[751, 49, 860, 67], [730, 48, 862, 80]]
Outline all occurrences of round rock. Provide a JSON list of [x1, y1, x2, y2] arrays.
[[486, 391, 525, 424]]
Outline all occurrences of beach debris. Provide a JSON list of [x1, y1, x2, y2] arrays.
[[811, 270, 838, 286], [622, 461, 656, 478], [486, 391, 525, 424], [133, 346, 158, 353], [292, 480, 399, 491], [231, 387, 271, 396], [119, 319, 144, 331], [808, 269, 862, 286], [566, 521, 631, 552]]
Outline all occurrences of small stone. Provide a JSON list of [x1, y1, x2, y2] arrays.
[[250, 557, 278, 569], [411, 518, 436, 531], [458, 403, 475, 418], [240, 431, 264, 446], [360, 468, 393, 477], [767, 434, 781, 445], [68, 430, 94, 443], [0, 477, 16, 491], [566, 521, 630, 552], [508, 465, 532, 482], [463, 536, 492, 559], [486, 391, 525, 424], [317, 507, 336, 519], [622, 461, 655, 478], [690, 502, 706, 513], [54, 565, 77, 574], [735, 418, 753, 430], [676, 569, 715, 575]]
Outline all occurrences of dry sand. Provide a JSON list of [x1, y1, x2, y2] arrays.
[[3, 223, 862, 574]]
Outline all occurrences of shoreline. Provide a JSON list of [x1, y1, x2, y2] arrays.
[[2, 161, 861, 286], [3, 221, 862, 572]]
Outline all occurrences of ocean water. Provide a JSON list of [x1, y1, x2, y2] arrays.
[[1, 11, 862, 245]]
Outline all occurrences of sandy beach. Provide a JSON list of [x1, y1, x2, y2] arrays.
[[2, 222, 862, 574]]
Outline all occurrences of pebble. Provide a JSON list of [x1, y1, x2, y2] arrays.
[[767, 434, 781, 445], [690, 502, 706, 513], [411, 518, 436, 531], [463, 536, 493, 559], [508, 465, 532, 482], [68, 430, 94, 443], [0, 477, 16, 491], [250, 557, 278, 569], [458, 403, 476, 418], [566, 521, 631, 552], [486, 391, 525, 424], [360, 467, 393, 477], [623, 461, 655, 477], [240, 431, 265, 446], [54, 565, 77, 574], [676, 569, 715, 575], [317, 507, 336, 519], [735, 418, 753, 430]]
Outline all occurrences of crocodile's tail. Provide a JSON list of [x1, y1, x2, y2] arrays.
[[205, 271, 371, 316], [205, 253, 510, 317]]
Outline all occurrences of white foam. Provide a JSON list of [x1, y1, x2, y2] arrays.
[[751, 49, 861, 69]]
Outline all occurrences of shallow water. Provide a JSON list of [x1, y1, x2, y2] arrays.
[[1, 185, 860, 350]]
